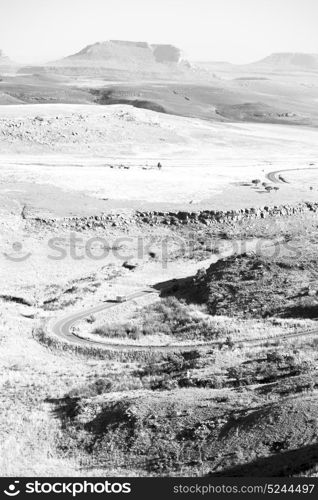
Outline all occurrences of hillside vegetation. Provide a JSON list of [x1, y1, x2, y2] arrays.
[[185, 252, 318, 319]]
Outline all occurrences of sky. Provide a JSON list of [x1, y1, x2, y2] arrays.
[[0, 0, 317, 64]]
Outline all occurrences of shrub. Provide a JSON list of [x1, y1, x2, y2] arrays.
[[68, 378, 113, 398], [93, 297, 220, 341]]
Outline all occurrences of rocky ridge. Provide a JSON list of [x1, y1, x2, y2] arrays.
[[29, 201, 318, 231]]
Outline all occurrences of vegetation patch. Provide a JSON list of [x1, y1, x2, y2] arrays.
[[93, 297, 222, 341], [185, 253, 318, 319]]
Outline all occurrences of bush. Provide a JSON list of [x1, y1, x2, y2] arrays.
[[93, 322, 142, 339], [68, 378, 113, 398], [93, 297, 220, 341]]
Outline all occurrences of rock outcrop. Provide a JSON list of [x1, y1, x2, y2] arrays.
[[0, 50, 15, 67], [151, 44, 182, 63]]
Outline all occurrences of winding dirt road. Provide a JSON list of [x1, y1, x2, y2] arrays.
[[50, 181, 318, 353], [50, 286, 318, 352], [266, 167, 318, 184], [51, 288, 223, 352]]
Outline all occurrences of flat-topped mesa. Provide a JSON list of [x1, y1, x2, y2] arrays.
[[253, 52, 318, 71], [52, 40, 185, 68]]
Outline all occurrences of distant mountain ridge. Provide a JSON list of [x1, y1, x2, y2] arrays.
[[254, 52, 318, 71]]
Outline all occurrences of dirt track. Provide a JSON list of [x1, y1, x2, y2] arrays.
[[266, 167, 318, 183], [51, 285, 318, 353]]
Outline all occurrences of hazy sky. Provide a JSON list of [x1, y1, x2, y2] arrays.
[[1, 0, 317, 64]]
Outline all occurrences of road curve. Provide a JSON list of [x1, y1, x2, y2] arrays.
[[51, 290, 168, 350], [51, 288, 222, 352], [266, 167, 318, 184], [50, 234, 318, 352], [50, 288, 318, 352]]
